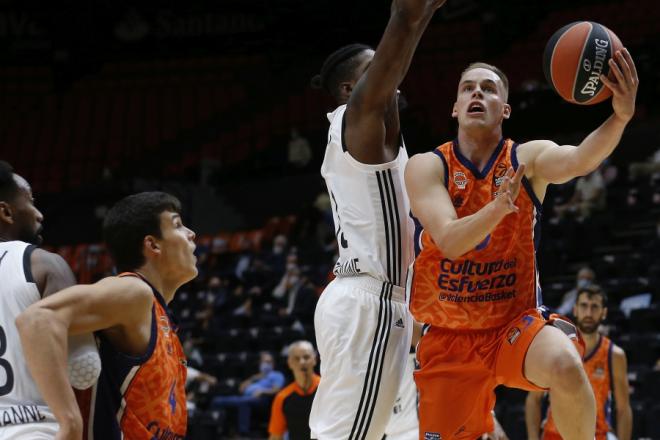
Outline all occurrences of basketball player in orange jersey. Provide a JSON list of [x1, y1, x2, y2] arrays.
[[308, 1, 446, 439], [526, 286, 632, 440], [406, 48, 638, 440], [17, 192, 197, 440]]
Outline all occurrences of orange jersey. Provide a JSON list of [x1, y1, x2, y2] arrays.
[[543, 336, 614, 440], [269, 374, 320, 439], [410, 139, 543, 330], [91, 273, 188, 439]]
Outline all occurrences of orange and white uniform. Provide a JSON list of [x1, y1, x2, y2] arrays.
[[90, 273, 187, 440], [410, 139, 548, 440], [542, 335, 614, 440]]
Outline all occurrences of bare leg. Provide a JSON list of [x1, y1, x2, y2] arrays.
[[524, 326, 595, 440]]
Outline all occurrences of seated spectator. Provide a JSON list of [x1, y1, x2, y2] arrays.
[[269, 341, 320, 440], [186, 366, 218, 415], [554, 167, 606, 221], [629, 147, 660, 181], [211, 352, 285, 437], [555, 266, 596, 316]]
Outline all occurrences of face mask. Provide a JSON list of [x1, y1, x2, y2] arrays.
[[260, 362, 273, 374], [577, 279, 591, 289]]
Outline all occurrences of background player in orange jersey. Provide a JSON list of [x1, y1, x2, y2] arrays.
[[526, 286, 632, 440], [17, 192, 197, 440], [405, 49, 638, 440]]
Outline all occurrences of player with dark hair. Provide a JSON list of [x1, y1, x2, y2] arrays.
[[308, 1, 446, 439], [17, 191, 197, 440], [526, 286, 632, 440], [0, 161, 99, 439], [407, 50, 638, 440]]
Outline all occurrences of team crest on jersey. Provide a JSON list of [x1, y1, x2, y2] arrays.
[[453, 171, 468, 189], [493, 162, 508, 187], [593, 364, 606, 379], [507, 327, 521, 345]]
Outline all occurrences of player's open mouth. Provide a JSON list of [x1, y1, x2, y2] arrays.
[[467, 102, 485, 114]]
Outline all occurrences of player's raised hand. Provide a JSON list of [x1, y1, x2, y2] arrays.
[[493, 164, 526, 215], [394, 0, 447, 21], [600, 48, 638, 123]]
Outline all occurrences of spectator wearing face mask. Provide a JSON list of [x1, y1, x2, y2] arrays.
[[555, 267, 596, 316], [211, 352, 285, 437]]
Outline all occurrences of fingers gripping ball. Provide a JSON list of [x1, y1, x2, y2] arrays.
[[68, 333, 101, 390], [543, 21, 623, 105]]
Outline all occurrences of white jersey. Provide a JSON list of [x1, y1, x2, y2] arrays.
[[0, 241, 56, 427], [322, 105, 414, 287]]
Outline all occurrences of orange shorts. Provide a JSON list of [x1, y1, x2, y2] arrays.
[[414, 308, 547, 440]]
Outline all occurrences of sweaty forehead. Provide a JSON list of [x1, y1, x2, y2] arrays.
[[460, 68, 502, 85], [13, 174, 32, 197]]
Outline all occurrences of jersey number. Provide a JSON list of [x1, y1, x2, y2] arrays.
[[0, 325, 14, 396]]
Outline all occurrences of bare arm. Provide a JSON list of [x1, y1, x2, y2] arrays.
[[31, 248, 76, 297], [525, 391, 544, 440], [16, 277, 153, 440], [520, 49, 638, 185], [268, 435, 284, 440], [345, 0, 446, 164], [612, 345, 632, 440], [405, 153, 525, 260]]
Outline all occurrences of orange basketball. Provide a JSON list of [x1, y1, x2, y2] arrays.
[[543, 21, 623, 105]]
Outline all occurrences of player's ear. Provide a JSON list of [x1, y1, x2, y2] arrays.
[[340, 81, 355, 101], [144, 235, 161, 256], [503, 103, 511, 120], [602, 306, 608, 321], [451, 102, 458, 118], [0, 202, 13, 224]]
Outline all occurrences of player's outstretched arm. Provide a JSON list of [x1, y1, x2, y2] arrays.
[[612, 345, 633, 440], [406, 153, 525, 260], [519, 49, 638, 185], [524, 391, 544, 440], [344, 0, 446, 164], [16, 276, 153, 440], [31, 249, 100, 391]]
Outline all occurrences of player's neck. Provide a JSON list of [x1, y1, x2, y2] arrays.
[[457, 127, 503, 168], [581, 330, 600, 355], [135, 266, 177, 304]]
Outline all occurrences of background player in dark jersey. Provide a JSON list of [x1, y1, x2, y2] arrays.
[[0, 160, 99, 439], [17, 191, 197, 440]]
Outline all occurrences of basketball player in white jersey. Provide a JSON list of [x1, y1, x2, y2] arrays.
[[308, 1, 446, 438], [0, 161, 99, 440]]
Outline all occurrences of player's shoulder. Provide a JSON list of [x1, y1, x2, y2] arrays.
[[407, 151, 444, 170], [406, 152, 446, 183], [516, 139, 559, 158], [30, 247, 68, 268], [29, 247, 74, 286], [95, 274, 154, 304], [610, 341, 626, 360]]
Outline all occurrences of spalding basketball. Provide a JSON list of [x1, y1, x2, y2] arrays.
[[543, 21, 623, 105]]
